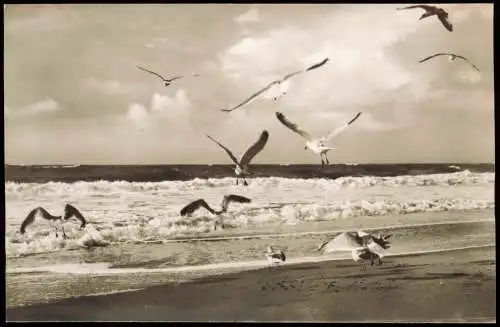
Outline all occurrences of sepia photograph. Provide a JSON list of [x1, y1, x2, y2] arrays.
[[4, 3, 495, 322]]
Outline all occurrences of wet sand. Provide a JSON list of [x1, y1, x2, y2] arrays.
[[7, 246, 496, 322]]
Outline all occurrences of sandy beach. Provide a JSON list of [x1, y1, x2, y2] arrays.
[[7, 246, 495, 322]]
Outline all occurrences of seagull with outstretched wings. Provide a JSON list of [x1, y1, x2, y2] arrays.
[[275, 111, 362, 166], [220, 58, 329, 113], [206, 130, 269, 186], [180, 194, 251, 230], [397, 5, 453, 32], [318, 231, 392, 266], [137, 65, 199, 87], [418, 52, 480, 72]]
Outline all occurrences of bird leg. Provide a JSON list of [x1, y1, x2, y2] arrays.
[[243, 178, 249, 186], [60, 224, 68, 240], [324, 153, 330, 165], [236, 177, 239, 186], [48, 220, 58, 237], [320, 154, 326, 167]]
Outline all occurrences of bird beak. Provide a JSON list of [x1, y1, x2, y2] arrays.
[[304, 146, 308, 150]]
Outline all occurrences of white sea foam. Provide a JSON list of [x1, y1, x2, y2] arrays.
[[4, 171, 495, 257]]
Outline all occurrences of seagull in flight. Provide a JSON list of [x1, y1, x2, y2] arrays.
[[137, 65, 199, 87], [20, 204, 87, 239], [206, 130, 269, 186], [275, 111, 362, 166], [220, 58, 329, 113], [318, 231, 392, 266], [397, 5, 453, 32], [418, 52, 480, 72], [180, 194, 251, 230]]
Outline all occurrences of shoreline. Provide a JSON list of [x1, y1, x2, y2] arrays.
[[7, 246, 496, 322]]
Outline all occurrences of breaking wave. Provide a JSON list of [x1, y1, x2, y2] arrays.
[[4, 170, 495, 257]]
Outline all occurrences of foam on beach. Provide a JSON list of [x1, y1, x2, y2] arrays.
[[5, 171, 494, 257]]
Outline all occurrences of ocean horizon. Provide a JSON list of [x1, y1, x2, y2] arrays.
[[4, 163, 495, 183]]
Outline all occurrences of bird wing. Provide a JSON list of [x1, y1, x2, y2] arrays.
[[205, 134, 240, 166], [220, 81, 279, 113], [137, 66, 168, 81], [275, 112, 312, 140], [281, 58, 329, 82], [397, 5, 436, 11], [418, 53, 450, 63], [366, 239, 390, 258], [180, 199, 215, 216], [321, 112, 362, 142], [321, 232, 365, 253], [305, 58, 329, 72], [239, 130, 270, 167], [221, 194, 252, 212], [20, 208, 40, 234], [456, 56, 481, 72], [64, 204, 87, 228], [167, 76, 184, 82], [437, 12, 453, 31], [282, 70, 304, 81]]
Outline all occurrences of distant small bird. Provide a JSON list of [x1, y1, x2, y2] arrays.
[[265, 245, 286, 267], [418, 52, 480, 72], [318, 231, 392, 266], [397, 5, 453, 32], [20, 204, 87, 239], [180, 194, 251, 230], [206, 130, 269, 186], [275, 111, 362, 166], [137, 65, 199, 87], [220, 58, 329, 113]]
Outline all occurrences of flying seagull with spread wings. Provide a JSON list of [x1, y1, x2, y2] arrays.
[[20, 204, 87, 239], [397, 5, 453, 32], [275, 111, 362, 166], [418, 52, 480, 72], [220, 58, 329, 113], [180, 194, 251, 230], [318, 231, 392, 266], [137, 65, 199, 87], [206, 130, 269, 186]]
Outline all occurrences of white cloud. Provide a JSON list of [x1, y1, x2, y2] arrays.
[[84, 78, 141, 95], [5, 98, 61, 118], [126, 103, 149, 128], [355, 111, 408, 132], [234, 7, 260, 24], [218, 5, 438, 129], [125, 90, 192, 129]]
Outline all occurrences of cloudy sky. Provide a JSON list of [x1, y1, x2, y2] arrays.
[[4, 4, 494, 164]]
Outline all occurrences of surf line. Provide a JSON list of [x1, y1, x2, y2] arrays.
[[6, 243, 494, 276], [155, 218, 494, 244]]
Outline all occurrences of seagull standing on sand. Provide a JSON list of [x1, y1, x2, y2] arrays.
[[418, 53, 480, 72], [180, 194, 251, 230], [20, 204, 87, 239], [275, 111, 362, 167], [206, 130, 269, 186], [318, 231, 392, 266], [137, 65, 199, 87], [220, 58, 329, 113], [265, 246, 286, 268], [397, 5, 453, 32]]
